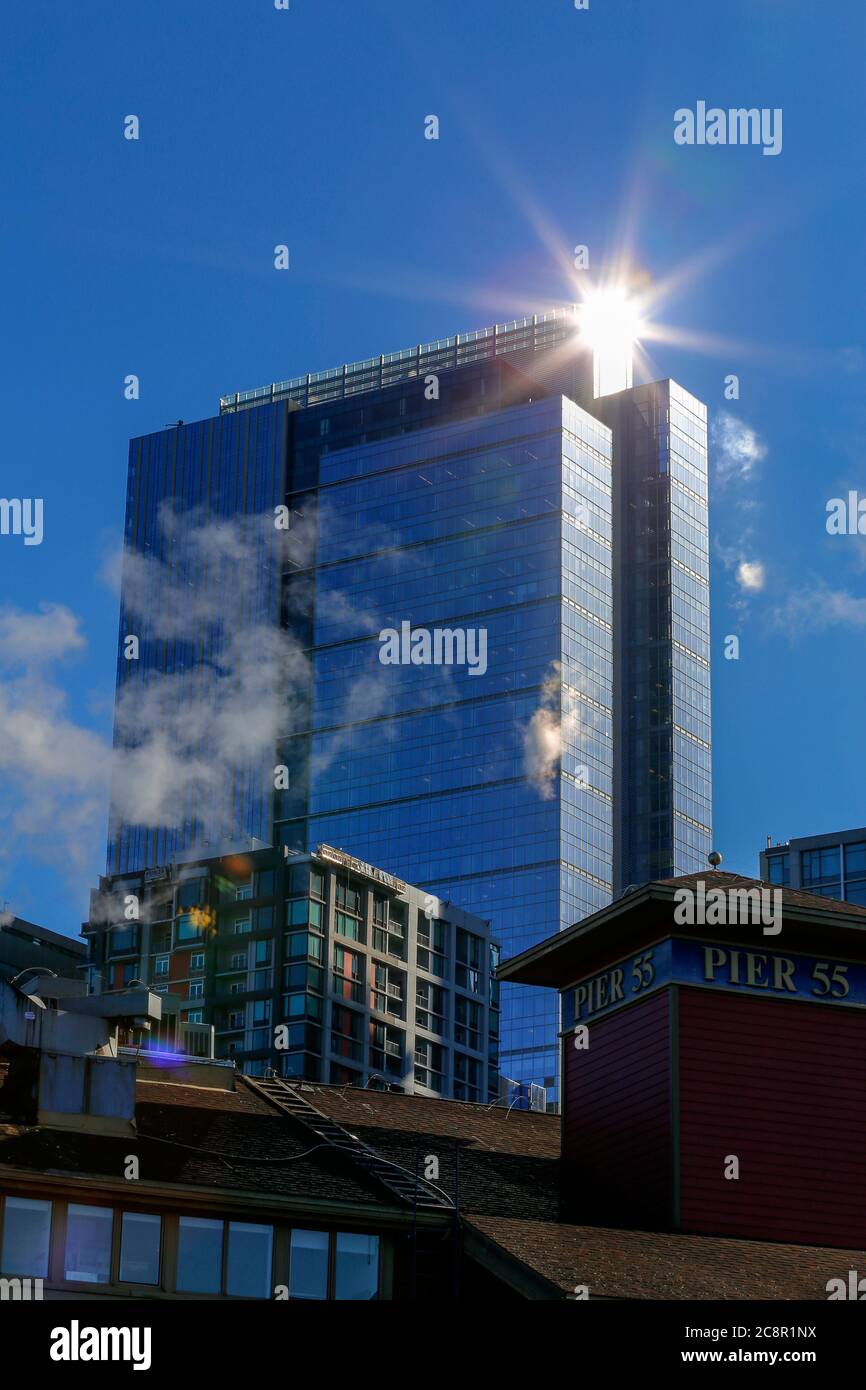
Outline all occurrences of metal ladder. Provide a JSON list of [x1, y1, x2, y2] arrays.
[[243, 1074, 454, 1211]]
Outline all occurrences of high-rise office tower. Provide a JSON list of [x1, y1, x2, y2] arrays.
[[108, 306, 711, 1091]]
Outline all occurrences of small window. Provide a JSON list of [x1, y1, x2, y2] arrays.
[[65, 1204, 112, 1284], [154, 956, 169, 977], [0, 1196, 51, 1278], [190, 953, 205, 972], [289, 1229, 328, 1300], [226, 1221, 273, 1299], [189, 981, 204, 1000], [177, 1217, 222, 1294], [335, 1232, 379, 1300], [119, 1212, 161, 1285]]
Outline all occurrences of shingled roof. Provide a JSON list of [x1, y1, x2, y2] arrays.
[[464, 1215, 866, 1300], [0, 1073, 561, 1222]]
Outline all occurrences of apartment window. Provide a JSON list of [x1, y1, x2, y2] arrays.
[[119, 1212, 161, 1285], [283, 993, 322, 1021], [178, 878, 207, 909], [233, 917, 251, 935], [186, 1009, 204, 1024], [176, 1217, 223, 1294], [289, 1229, 329, 1299], [371, 963, 405, 1018], [414, 1039, 445, 1093], [335, 878, 363, 916], [417, 914, 448, 975], [335, 910, 364, 944], [190, 953, 205, 972], [286, 864, 310, 897], [226, 1221, 273, 1299], [0, 1196, 51, 1277], [766, 853, 789, 886], [65, 1204, 112, 1283], [285, 961, 323, 992], [253, 906, 274, 932], [370, 1021, 404, 1077], [287, 899, 322, 928], [453, 1052, 481, 1102], [254, 870, 275, 897], [455, 996, 482, 1050], [189, 981, 204, 1000], [845, 841, 866, 877], [255, 938, 273, 967], [279, 1022, 322, 1055], [286, 931, 322, 962], [231, 951, 246, 970], [331, 1004, 364, 1063], [333, 944, 363, 1003], [801, 846, 841, 888], [310, 868, 325, 900], [228, 1011, 245, 1030], [121, 962, 138, 987], [109, 925, 138, 956], [456, 930, 484, 994], [154, 956, 169, 978], [252, 1000, 271, 1027], [177, 914, 205, 943], [416, 981, 446, 1034], [235, 881, 253, 901]]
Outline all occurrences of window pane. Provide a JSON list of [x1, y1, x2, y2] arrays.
[[226, 1222, 273, 1298], [1, 1197, 51, 1277], [335, 1233, 379, 1300], [119, 1212, 161, 1285], [176, 1216, 222, 1293], [289, 1229, 328, 1299], [65, 1204, 112, 1283], [846, 842, 866, 876]]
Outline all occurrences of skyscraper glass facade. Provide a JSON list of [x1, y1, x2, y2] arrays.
[[109, 310, 710, 1093], [600, 380, 712, 892]]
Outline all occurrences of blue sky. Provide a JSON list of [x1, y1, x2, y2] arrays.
[[2, 0, 865, 936]]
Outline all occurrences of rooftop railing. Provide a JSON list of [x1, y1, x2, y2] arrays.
[[218, 305, 578, 414]]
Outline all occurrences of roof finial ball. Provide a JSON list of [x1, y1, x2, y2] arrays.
[[708, 850, 723, 871]]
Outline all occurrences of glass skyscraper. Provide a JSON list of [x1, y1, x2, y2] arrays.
[[108, 306, 711, 1091]]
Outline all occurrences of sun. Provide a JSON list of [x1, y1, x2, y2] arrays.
[[577, 287, 644, 355], [576, 287, 645, 398]]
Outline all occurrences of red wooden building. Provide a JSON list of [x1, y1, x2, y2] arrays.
[[500, 869, 866, 1250]]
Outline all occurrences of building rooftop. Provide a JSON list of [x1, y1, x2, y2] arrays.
[[218, 305, 579, 414], [1, 1064, 860, 1299], [499, 871, 866, 989], [463, 1215, 865, 1301]]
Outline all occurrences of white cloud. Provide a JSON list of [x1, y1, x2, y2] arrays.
[[737, 561, 766, 592], [772, 581, 866, 635], [712, 411, 768, 486], [0, 603, 87, 668]]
